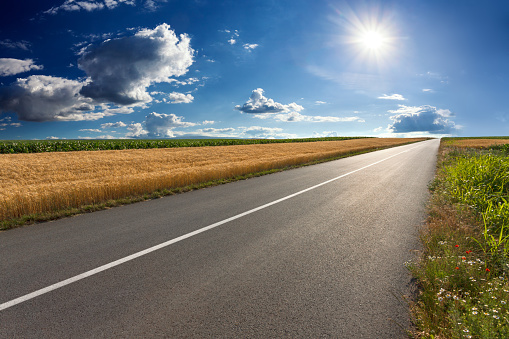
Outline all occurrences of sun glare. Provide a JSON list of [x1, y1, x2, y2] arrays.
[[361, 31, 384, 50]]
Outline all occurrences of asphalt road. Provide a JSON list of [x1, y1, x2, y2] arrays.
[[0, 139, 439, 338]]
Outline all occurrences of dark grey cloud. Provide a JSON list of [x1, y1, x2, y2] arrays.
[[388, 105, 457, 134], [0, 24, 193, 122], [78, 23, 194, 105], [0, 75, 95, 122]]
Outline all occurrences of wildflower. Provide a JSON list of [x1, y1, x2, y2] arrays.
[[486, 268, 491, 272], [462, 257, 466, 260], [472, 311, 478, 315], [463, 329, 470, 333], [494, 315, 500, 319], [455, 244, 460, 247], [438, 297, 443, 301], [455, 267, 460, 270], [501, 301, 506, 305]]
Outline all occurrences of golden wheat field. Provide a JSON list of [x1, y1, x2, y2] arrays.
[[0, 138, 424, 221], [446, 138, 509, 148]]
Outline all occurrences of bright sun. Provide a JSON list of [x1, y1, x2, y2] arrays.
[[360, 31, 385, 50]]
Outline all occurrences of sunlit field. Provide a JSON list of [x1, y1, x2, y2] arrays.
[[444, 137, 509, 149], [409, 137, 509, 338], [0, 138, 423, 225]]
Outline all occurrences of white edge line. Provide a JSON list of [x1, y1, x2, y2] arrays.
[[0, 143, 424, 312]]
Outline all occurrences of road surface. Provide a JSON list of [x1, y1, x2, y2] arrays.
[[0, 139, 439, 338]]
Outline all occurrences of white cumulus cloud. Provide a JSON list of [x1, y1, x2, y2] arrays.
[[243, 43, 258, 51], [145, 112, 196, 137], [101, 121, 126, 129], [235, 88, 303, 114], [388, 105, 458, 134], [0, 58, 43, 77], [78, 23, 194, 105], [126, 123, 147, 138], [168, 92, 194, 104]]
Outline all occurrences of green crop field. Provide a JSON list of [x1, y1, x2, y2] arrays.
[[0, 137, 369, 154]]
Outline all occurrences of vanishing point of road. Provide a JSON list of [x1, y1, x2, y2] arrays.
[[0, 139, 439, 338]]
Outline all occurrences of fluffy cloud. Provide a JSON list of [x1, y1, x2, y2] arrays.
[[0, 24, 194, 122], [126, 122, 147, 137], [0, 75, 95, 122], [0, 59, 43, 77], [168, 92, 194, 104], [388, 105, 458, 134], [101, 121, 126, 128], [243, 43, 258, 51], [78, 24, 194, 105], [235, 88, 303, 114], [378, 94, 406, 101], [145, 112, 195, 137]]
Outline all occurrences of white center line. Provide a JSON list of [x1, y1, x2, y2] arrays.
[[0, 142, 424, 312]]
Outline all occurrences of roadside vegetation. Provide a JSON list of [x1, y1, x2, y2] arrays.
[[0, 136, 367, 154], [0, 137, 424, 230], [409, 137, 509, 338]]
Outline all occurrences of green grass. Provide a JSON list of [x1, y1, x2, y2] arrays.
[[0, 137, 368, 154], [409, 143, 509, 338]]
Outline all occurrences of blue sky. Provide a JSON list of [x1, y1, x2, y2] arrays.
[[0, 0, 508, 140]]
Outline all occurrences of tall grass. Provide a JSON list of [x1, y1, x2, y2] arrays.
[[409, 142, 509, 338]]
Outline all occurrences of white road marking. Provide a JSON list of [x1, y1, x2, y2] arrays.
[[0, 142, 424, 311]]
